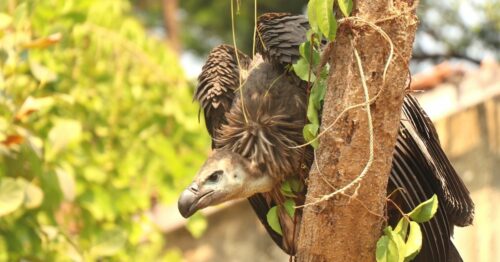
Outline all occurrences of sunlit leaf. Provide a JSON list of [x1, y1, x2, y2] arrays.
[[408, 194, 438, 223], [83, 166, 107, 184], [404, 221, 423, 261], [307, 0, 320, 32], [266, 206, 282, 235], [47, 119, 82, 156], [0, 13, 12, 30], [90, 228, 127, 257], [15, 96, 55, 121], [40, 225, 58, 241], [338, 0, 354, 17], [0, 178, 25, 217], [81, 187, 115, 221], [30, 62, 57, 83], [376, 235, 399, 262], [23, 181, 44, 209], [394, 218, 409, 240], [315, 0, 337, 40], [386, 226, 406, 261], [55, 167, 76, 201]]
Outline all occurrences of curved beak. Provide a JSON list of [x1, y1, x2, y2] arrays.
[[177, 182, 213, 218]]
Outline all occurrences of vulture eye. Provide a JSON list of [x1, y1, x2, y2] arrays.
[[207, 170, 223, 183]]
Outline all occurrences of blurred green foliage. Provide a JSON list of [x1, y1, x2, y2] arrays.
[[0, 0, 209, 260]]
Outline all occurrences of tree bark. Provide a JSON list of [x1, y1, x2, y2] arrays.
[[296, 1, 419, 261], [162, 0, 180, 54]]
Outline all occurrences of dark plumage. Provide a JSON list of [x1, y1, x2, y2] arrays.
[[178, 13, 474, 262]]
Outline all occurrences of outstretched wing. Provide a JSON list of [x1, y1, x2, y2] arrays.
[[388, 94, 474, 262], [256, 13, 309, 66], [194, 44, 251, 139]]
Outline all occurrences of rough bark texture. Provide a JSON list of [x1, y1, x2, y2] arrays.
[[296, 1, 419, 261]]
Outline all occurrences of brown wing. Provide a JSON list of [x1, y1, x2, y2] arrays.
[[194, 44, 251, 140], [256, 13, 309, 66], [388, 94, 474, 262], [400, 95, 474, 226]]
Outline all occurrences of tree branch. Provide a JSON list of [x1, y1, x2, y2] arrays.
[[296, 1, 420, 261]]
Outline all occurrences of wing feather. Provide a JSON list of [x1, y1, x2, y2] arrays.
[[388, 94, 475, 261], [256, 13, 309, 66], [401, 95, 474, 226], [195, 44, 251, 139]]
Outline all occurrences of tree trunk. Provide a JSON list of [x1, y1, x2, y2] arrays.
[[296, 1, 419, 261], [162, 0, 180, 54]]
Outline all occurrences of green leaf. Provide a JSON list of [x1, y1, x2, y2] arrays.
[[376, 235, 399, 262], [0, 13, 12, 30], [0, 178, 25, 217], [29, 62, 57, 83], [266, 206, 282, 235], [281, 180, 295, 197], [299, 41, 320, 66], [83, 166, 107, 184], [90, 228, 127, 257], [306, 100, 319, 125], [283, 199, 295, 218], [404, 221, 422, 261], [281, 178, 304, 197], [338, 0, 354, 17], [309, 78, 327, 109], [15, 96, 55, 121], [55, 167, 76, 201], [293, 57, 315, 82], [316, 0, 337, 40], [384, 226, 406, 262], [303, 123, 319, 149], [394, 218, 409, 240], [47, 119, 82, 157], [307, 0, 320, 32], [23, 182, 44, 209], [408, 194, 438, 223]]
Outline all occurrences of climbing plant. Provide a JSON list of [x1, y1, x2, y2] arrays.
[[0, 0, 209, 260]]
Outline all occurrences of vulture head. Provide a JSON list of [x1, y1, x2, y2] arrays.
[[178, 150, 275, 218]]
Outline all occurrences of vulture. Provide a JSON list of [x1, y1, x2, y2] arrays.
[[178, 13, 474, 262]]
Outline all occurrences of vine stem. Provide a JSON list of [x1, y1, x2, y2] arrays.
[[289, 15, 395, 149], [297, 38, 374, 208], [230, 0, 249, 124]]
